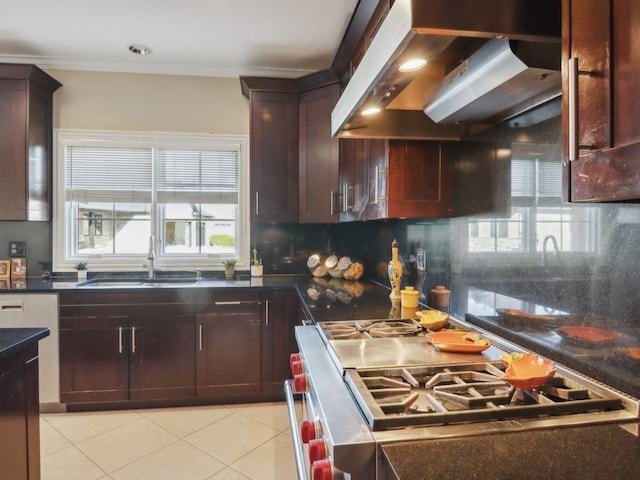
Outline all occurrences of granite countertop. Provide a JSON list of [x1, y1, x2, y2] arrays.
[[0, 274, 404, 323], [0, 327, 50, 361], [382, 422, 640, 479]]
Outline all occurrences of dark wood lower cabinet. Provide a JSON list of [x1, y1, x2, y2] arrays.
[[195, 294, 264, 399], [129, 313, 195, 401], [59, 288, 300, 408], [59, 315, 129, 403], [0, 344, 40, 480]]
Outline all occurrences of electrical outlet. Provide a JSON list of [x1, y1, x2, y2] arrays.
[[10, 241, 26, 258]]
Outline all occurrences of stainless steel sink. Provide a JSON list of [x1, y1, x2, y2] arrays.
[[76, 277, 252, 288], [77, 278, 200, 288]]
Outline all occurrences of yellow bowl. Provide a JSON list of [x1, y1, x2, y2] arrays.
[[416, 310, 449, 330]]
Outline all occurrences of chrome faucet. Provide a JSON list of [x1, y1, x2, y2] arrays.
[[147, 235, 156, 280], [542, 234, 560, 266]]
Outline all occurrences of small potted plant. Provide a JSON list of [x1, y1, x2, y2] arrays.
[[74, 261, 88, 281], [250, 248, 263, 277], [223, 259, 236, 280]]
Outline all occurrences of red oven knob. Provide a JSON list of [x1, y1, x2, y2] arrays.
[[301, 420, 316, 443], [311, 459, 333, 480], [293, 373, 307, 393], [308, 438, 327, 463], [291, 360, 303, 375], [290, 353, 301, 370]]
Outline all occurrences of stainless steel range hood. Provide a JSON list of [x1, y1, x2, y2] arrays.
[[331, 0, 561, 139], [424, 39, 561, 124]]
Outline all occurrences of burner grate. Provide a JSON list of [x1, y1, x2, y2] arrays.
[[320, 320, 423, 340], [344, 362, 627, 431]]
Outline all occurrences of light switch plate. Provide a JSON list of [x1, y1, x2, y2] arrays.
[[10, 241, 26, 257]]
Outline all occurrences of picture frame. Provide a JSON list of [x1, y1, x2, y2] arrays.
[[0, 260, 9, 279], [10, 257, 27, 279]]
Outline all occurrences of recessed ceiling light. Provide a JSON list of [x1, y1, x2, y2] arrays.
[[128, 44, 151, 55], [399, 58, 427, 72]]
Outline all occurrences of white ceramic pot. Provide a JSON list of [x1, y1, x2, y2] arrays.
[[251, 265, 263, 277], [77, 270, 87, 281]]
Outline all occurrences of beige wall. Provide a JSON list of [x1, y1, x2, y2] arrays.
[[46, 69, 249, 134]]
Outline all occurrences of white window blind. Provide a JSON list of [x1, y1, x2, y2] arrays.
[[156, 148, 239, 204], [511, 158, 562, 198], [64, 146, 152, 202]]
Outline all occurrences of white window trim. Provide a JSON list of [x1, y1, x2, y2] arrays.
[[53, 129, 250, 273]]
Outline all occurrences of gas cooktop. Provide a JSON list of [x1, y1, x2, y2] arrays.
[[344, 361, 637, 431]]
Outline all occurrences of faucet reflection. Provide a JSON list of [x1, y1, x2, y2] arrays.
[[147, 235, 156, 280], [542, 234, 560, 267]]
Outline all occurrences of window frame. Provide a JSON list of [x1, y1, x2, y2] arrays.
[[53, 129, 250, 273]]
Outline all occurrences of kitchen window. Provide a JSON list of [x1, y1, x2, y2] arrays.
[[53, 130, 249, 272], [467, 142, 598, 258]]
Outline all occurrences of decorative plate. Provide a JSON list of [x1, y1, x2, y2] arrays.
[[425, 331, 491, 353], [500, 352, 556, 390], [555, 326, 621, 345]]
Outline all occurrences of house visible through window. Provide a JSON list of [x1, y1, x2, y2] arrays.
[[53, 130, 249, 271]]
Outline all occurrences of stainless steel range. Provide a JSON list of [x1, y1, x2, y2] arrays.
[[286, 318, 640, 480]]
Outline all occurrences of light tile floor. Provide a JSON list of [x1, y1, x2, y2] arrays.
[[40, 402, 298, 480]]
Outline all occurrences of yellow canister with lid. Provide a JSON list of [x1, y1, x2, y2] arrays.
[[400, 286, 419, 309]]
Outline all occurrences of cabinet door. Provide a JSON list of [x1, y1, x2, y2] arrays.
[[250, 91, 299, 222], [0, 66, 60, 221], [386, 141, 453, 219], [564, 0, 640, 201], [0, 345, 40, 480], [59, 315, 129, 403], [261, 289, 301, 398], [299, 84, 340, 223], [0, 80, 27, 220], [196, 307, 262, 397], [195, 292, 263, 399], [129, 312, 196, 401], [339, 138, 370, 222], [364, 139, 389, 220]]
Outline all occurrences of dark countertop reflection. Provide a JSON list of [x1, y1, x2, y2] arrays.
[[452, 283, 640, 399]]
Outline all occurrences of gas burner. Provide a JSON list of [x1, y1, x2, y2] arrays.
[[320, 320, 423, 340], [344, 362, 628, 430]]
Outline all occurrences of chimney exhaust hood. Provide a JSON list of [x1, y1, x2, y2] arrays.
[[331, 0, 561, 140], [424, 38, 561, 124]]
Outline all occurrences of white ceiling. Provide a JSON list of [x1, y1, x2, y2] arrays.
[[0, 0, 359, 78]]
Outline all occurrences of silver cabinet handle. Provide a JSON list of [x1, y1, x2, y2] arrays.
[[255, 191, 260, 216], [131, 326, 137, 353], [374, 166, 386, 204], [265, 300, 270, 326], [568, 57, 596, 161], [342, 183, 353, 212], [568, 57, 579, 162], [214, 301, 242, 305], [342, 183, 348, 212], [199, 324, 203, 351], [330, 190, 335, 215], [118, 327, 123, 354]]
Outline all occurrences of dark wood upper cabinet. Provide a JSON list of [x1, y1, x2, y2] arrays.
[[0, 64, 61, 221], [299, 83, 341, 223], [339, 138, 373, 222], [341, 139, 453, 221], [248, 90, 300, 223], [563, 0, 640, 201], [385, 140, 453, 219]]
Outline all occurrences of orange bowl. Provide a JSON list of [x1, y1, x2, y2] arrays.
[[500, 353, 556, 390]]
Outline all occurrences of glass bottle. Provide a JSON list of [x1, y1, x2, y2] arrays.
[[388, 239, 403, 299]]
